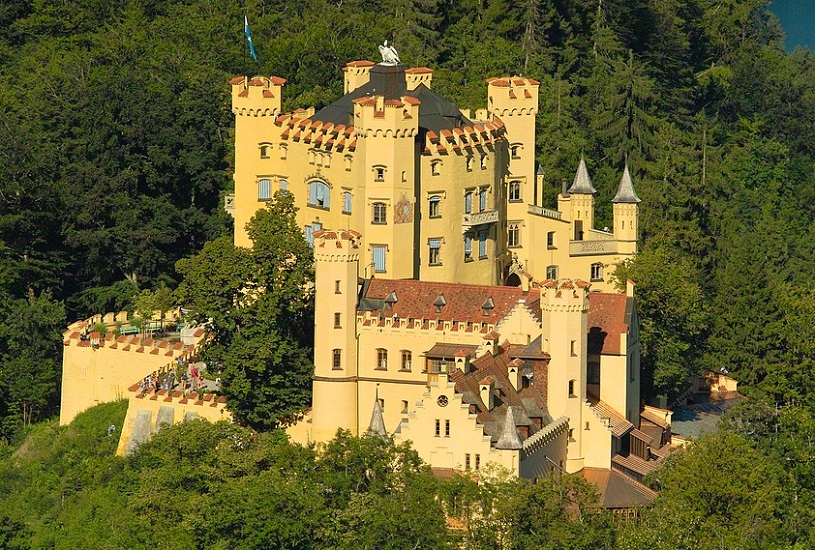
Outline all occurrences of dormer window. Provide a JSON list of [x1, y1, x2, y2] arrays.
[[384, 291, 398, 314], [433, 294, 446, 313], [482, 297, 495, 316]]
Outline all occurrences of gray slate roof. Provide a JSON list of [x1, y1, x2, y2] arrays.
[[612, 164, 641, 203], [567, 157, 597, 194]]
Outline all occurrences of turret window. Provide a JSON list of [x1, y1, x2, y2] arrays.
[[431, 160, 442, 176], [591, 263, 603, 282], [428, 238, 442, 266], [259, 143, 271, 158], [569, 379, 576, 397], [334, 313, 341, 328], [511, 143, 521, 159], [332, 349, 342, 370], [373, 165, 386, 181]]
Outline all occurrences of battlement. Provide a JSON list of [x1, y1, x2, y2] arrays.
[[486, 76, 539, 117], [405, 67, 433, 90], [423, 120, 506, 156], [230, 75, 286, 116], [343, 60, 375, 93], [276, 114, 357, 153], [540, 279, 591, 312], [313, 229, 362, 261], [352, 95, 420, 136]]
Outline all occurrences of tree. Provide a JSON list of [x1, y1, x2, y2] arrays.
[[175, 191, 314, 430]]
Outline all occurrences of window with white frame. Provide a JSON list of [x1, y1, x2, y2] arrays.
[[307, 180, 330, 209], [401, 350, 412, 371], [258, 179, 271, 201], [343, 192, 352, 214], [591, 262, 603, 281], [372, 202, 387, 224], [376, 348, 388, 370], [547, 231, 556, 248], [546, 265, 559, 279], [372, 245, 386, 273]]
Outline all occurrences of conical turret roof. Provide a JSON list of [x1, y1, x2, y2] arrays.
[[367, 398, 387, 438], [612, 163, 641, 203], [495, 406, 523, 450], [567, 156, 597, 195]]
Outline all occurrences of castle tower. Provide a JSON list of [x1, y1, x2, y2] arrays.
[[565, 157, 596, 241], [541, 279, 590, 472], [230, 75, 287, 247], [486, 77, 539, 268], [612, 163, 641, 255], [310, 229, 362, 442], [354, 64, 420, 279]]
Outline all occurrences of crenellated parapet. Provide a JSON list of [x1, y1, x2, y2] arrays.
[[230, 75, 286, 116], [521, 415, 569, 457], [275, 114, 357, 153], [486, 77, 539, 117], [540, 279, 591, 313], [423, 120, 506, 156], [312, 229, 362, 262], [352, 95, 420, 137]]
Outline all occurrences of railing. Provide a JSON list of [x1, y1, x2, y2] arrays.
[[462, 209, 499, 228], [527, 204, 562, 220]]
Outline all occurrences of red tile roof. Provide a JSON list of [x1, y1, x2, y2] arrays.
[[361, 279, 526, 323], [587, 293, 628, 355]]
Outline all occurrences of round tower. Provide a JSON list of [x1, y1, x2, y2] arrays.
[[540, 279, 590, 472], [311, 229, 362, 442], [566, 157, 596, 240], [612, 163, 641, 255]]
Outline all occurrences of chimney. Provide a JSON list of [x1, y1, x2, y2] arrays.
[[507, 358, 524, 391], [483, 331, 500, 355], [479, 376, 496, 410], [454, 349, 472, 374]]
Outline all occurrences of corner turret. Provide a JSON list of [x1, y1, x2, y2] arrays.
[[612, 163, 640, 254], [565, 157, 596, 240]]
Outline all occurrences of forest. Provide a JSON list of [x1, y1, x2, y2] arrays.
[[1, 0, 815, 544]]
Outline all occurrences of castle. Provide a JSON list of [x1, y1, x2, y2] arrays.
[[228, 57, 640, 290], [58, 48, 670, 507]]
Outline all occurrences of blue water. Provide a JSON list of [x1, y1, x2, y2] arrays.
[[770, 0, 815, 50]]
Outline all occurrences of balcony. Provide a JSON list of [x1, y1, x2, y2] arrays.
[[527, 204, 562, 220], [462, 209, 499, 229]]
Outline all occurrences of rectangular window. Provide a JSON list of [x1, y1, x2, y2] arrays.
[[429, 196, 441, 218], [464, 233, 473, 261], [435, 419, 440, 437], [260, 145, 270, 158], [546, 265, 558, 279], [464, 192, 473, 214], [479, 188, 487, 211], [372, 245, 386, 273], [334, 312, 341, 328], [508, 223, 520, 248], [343, 192, 352, 214], [335, 280, 341, 294], [372, 203, 387, 224], [509, 181, 521, 202], [401, 351, 412, 371], [258, 179, 271, 200], [591, 263, 603, 281], [547, 231, 555, 249], [478, 230, 487, 259], [465, 454, 471, 470], [280, 179, 288, 193], [332, 349, 342, 369], [376, 348, 388, 370], [569, 380, 575, 397], [429, 238, 441, 266], [445, 419, 450, 437], [305, 226, 314, 248], [475, 454, 481, 471], [401, 400, 408, 414]]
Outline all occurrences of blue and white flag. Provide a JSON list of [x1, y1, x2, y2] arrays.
[[244, 15, 258, 62]]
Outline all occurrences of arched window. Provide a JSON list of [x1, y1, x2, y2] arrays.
[[307, 180, 330, 209], [372, 202, 387, 224], [508, 223, 520, 247], [508, 181, 521, 202], [279, 179, 288, 193]]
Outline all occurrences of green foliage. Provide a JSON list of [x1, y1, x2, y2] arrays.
[[176, 192, 314, 430]]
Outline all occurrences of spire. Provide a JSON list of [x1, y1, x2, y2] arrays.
[[495, 406, 523, 450], [612, 163, 641, 203], [367, 395, 387, 438], [567, 156, 597, 195]]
